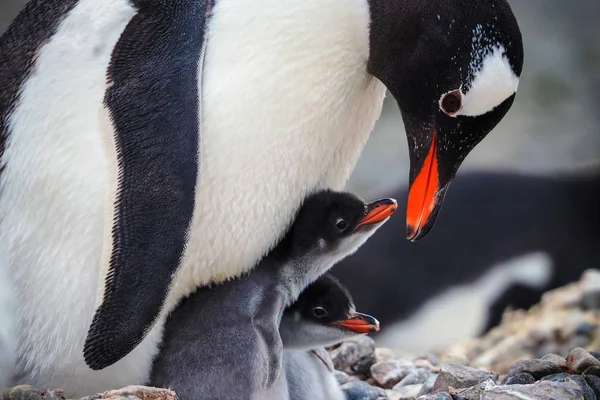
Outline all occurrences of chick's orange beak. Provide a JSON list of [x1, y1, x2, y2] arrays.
[[356, 198, 398, 229], [331, 312, 380, 334]]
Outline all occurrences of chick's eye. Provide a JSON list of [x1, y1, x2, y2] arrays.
[[440, 90, 462, 115], [312, 307, 328, 318], [335, 218, 348, 232]]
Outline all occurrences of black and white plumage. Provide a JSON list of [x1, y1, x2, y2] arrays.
[[333, 169, 600, 351], [149, 191, 395, 400], [0, 0, 522, 394], [281, 273, 379, 400]]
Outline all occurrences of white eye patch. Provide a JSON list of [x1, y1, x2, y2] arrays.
[[442, 45, 519, 118]]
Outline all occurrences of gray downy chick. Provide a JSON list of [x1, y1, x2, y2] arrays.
[[149, 190, 397, 400], [281, 273, 379, 400]]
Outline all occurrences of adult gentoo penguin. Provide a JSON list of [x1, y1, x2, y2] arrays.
[[149, 190, 396, 400], [0, 0, 523, 394]]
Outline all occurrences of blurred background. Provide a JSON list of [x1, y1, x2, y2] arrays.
[[1, 0, 599, 355]]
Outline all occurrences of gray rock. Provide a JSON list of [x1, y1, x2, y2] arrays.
[[576, 322, 598, 336], [506, 359, 564, 379], [394, 368, 431, 387], [540, 353, 568, 367], [454, 379, 496, 400], [567, 374, 597, 400], [370, 361, 416, 388], [391, 384, 423, 399], [431, 364, 496, 394], [585, 374, 600, 397], [568, 348, 600, 373], [481, 379, 584, 400], [342, 381, 388, 400], [416, 392, 452, 400], [541, 372, 570, 382], [334, 370, 352, 385], [353, 353, 378, 375], [331, 342, 359, 371], [348, 336, 377, 358], [589, 352, 600, 362], [375, 348, 397, 363], [331, 337, 376, 373], [584, 366, 600, 378], [417, 374, 438, 397], [505, 372, 536, 385]]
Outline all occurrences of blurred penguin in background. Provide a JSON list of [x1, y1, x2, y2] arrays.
[[333, 168, 600, 352]]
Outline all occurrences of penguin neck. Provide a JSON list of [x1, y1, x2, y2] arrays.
[[366, 0, 432, 91]]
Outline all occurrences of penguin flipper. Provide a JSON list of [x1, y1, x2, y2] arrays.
[[83, 0, 212, 371]]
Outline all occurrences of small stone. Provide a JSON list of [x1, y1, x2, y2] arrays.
[[100, 386, 176, 400], [541, 372, 570, 382], [370, 361, 416, 388], [584, 366, 600, 378], [417, 374, 438, 397], [567, 374, 597, 400], [341, 381, 388, 400], [386, 390, 401, 400], [375, 348, 398, 363], [353, 353, 377, 375], [576, 322, 598, 336], [330, 342, 359, 371], [334, 370, 351, 385], [454, 379, 496, 400], [505, 372, 536, 385], [391, 384, 423, 399], [431, 364, 496, 394], [482, 379, 584, 399], [0, 386, 68, 400], [540, 353, 567, 367], [395, 368, 431, 387], [585, 374, 600, 397], [589, 351, 600, 362], [567, 348, 600, 373], [416, 392, 452, 400], [440, 353, 469, 366], [506, 358, 563, 379], [348, 336, 377, 358]]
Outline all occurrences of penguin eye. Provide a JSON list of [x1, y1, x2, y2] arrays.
[[335, 218, 348, 232], [312, 307, 328, 318], [440, 90, 463, 115]]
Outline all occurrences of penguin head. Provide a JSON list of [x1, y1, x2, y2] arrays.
[[288, 190, 397, 265], [368, 0, 524, 241], [281, 274, 380, 349]]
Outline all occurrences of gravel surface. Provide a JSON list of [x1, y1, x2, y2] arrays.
[[4, 270, 600, 399], [326, 269, 600, 400]]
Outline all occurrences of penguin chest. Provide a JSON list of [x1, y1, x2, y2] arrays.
[[168, 0, 387, 305], [171, 73, 386, 304]]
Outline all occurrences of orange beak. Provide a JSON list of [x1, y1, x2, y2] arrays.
[[330, 312, 380, 334], [406, 129, 442, 241], [356, 198, 398, 229]]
